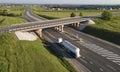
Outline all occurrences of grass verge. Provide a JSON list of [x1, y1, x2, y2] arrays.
[[83, 16, 120, 45], [43, 41, 77, 72], [0, 33, 70, 72]]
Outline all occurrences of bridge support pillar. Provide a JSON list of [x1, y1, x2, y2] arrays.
[[58, 26, 61, 31], [76, 22, 80, 28], [54, 26, 58, 30], [71, 23, 80, 28], [35, 29, 42, 38], [73, 23, 76, 27], [54, 26, 59, 31], [71, 24, 74, 26], [54, 25, 64, 32], [60, 25, 64, 32]]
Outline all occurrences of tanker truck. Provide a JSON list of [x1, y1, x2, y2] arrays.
[[57, 38, 81, 58]]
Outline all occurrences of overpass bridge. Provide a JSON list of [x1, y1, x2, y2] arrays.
[[0, 16, 90, 37]]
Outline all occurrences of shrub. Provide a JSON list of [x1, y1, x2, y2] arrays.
[[79, 12, 83, 16], [70, 12, 76, 17], [101, 11, 112, 20]]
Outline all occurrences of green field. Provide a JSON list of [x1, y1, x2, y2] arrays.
[[32, 5, 103, 18], [0, 6, 26, 26], [35, 11, 102, 18], [0, 6, 25, 16], [0, 16, 26, 26], [92, 17, 120, 32], [83, 16, 120, 45], [32, 6, 120, 18]]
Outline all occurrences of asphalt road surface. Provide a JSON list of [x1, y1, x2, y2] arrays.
[[43, 28, 120, 72]]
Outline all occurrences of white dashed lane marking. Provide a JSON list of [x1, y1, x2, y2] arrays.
[[80, 42, 120, 66]]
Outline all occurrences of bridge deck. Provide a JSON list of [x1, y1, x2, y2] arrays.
[[0, 17, 89, 33]]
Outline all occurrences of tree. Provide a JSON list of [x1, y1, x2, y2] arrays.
[[101, 11, 112, 20], [2, 9, 8, 16], [70, 12, 76, 17], [79, 12, 83, 16]]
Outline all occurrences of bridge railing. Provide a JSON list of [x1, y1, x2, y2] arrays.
[[0, 17, 90, 33]]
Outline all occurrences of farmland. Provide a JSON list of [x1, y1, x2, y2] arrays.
[[34, 11, 102, 18], [0, 6, 25, 16], [32, 5, 120, 18], [0, 16, 26, 26], [0, 6, 26, 26]]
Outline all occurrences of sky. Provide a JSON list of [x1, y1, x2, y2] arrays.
[[0, 0, 120, 5]]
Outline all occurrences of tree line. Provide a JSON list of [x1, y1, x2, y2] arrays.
[[70, 11, 112, 20], [0, 9, 22, 17]]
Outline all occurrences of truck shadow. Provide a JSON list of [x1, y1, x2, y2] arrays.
[[42, 40, 75, 59]]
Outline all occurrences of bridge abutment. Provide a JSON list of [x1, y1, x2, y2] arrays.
[[35, 29, 42, 37]]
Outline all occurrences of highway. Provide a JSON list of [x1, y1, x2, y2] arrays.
[[43, 28, 120, 72], [24, 8, 91, 72], [42, 29, 90, 72], [24, 8, 120, 72]]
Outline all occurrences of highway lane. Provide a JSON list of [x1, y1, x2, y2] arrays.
[[64, 27, 120, 55], [63, 27, 120, 67], [63, 27, 120, 69], [64, 27, 120, 66], [43, 28, 120, 72], [43, 29, 105, 72], [43, 31, 90, 72]]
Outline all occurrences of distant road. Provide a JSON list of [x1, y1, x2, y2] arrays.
[[24, 7, 46, 22]]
